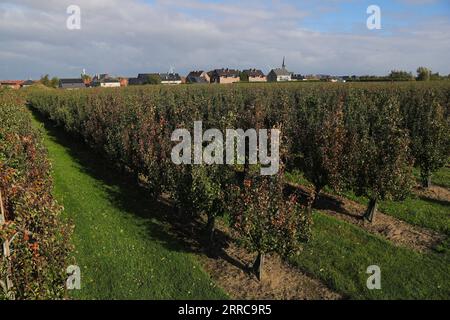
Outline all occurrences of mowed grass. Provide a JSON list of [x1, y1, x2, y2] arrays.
[[291, 212, 450, 300], [377, 197, 449, 235], [412, 166, 450, 189], [286, 169, 450, 235], [30, 110, 227, 300], [286, 169, 449, 299], [431, 167, 450, 189]]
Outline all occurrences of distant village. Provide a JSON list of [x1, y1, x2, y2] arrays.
[[0, 58, 349, 90], [1, 59, 446, 90]]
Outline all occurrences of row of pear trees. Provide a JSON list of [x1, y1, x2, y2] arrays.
[[27, 82, 449, 280], [28, 85, 312, 281], [0, 91, 71, 299], [286, 85, 449, 222]]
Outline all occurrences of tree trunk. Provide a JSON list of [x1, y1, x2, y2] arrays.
[[237, 170, 245, 187], [312, 185, 322, 207], [205, 215, 216, 244], [363, 198, 378, 223], [421, 174, 431, 189], [237, 162, 249, 188], [252, 252, 265, 281]]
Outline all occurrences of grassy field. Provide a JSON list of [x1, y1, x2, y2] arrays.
[[291, 212, 449, 300], [30, 110, 227, 300], [377, 196, 448, 235]]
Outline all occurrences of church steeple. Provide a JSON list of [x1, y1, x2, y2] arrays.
[[282, 56, 286, 69]]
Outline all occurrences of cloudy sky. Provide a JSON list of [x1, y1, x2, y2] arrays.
[[0, 0, 449, 79]]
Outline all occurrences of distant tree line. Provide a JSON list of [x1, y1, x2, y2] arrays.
[[39, 74, 59, 88], [344, 67, 450, 82]]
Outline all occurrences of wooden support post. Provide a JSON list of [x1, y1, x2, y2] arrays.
[[0, 188, 5, 224], [0, 188, 15, 299]]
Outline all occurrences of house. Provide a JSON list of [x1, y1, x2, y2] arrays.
[[59, 79, 86, 89], [186, 71, 210, 84], [99, 79, 121, 88], [91, 75, 121, 88], [267, 58, 292, 82], [210, 69, 240, 84], [0, 80, 24, 90], [304, 74, 320, 81], [90, 74, 120, 88], [159, 73, 182, 85], [98, 74, 110, 80], [128, 77, 144, 86], [129, 73, 181, 85], [21, 80, 35, 88], [242, 69, 266, 82], [267, 68, 292, 82], [291, 74, 305, 81], [118, 78, 129, 87]]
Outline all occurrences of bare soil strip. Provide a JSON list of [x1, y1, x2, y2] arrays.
[[414, 185, 450, 207], [286, 183, 446, 253], [198, 223, 341, 300], [158, 196, 342, 300]]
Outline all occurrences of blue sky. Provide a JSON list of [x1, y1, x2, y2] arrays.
[[0, 0, 449, 79], [149, 0, 450, 33], [301, 0, 449, 33]]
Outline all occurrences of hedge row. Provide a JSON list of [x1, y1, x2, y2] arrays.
[[27, 82, 450, 278], [0, 90, 72, 299]]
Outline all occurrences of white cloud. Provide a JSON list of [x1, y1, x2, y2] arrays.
[[0, 0, 449, 79]]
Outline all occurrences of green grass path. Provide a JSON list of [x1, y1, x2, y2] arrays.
[[286, 170, 450, 299], [30, 110, 226, 300], [291, 212, 450, 300]]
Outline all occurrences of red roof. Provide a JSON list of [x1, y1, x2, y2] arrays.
[[0, 80, 25, 85]]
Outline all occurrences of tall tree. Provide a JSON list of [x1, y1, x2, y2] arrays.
[[388, 70, 414, 81], [292, 88, 345, 203], [417, 67, 431, 81], [230, 170, 311, 281], [81, 74, 92, 85], [344, 91, 413, 222], [40, 75, 59, 88], [240, 72, 249, 82], [39, 74, 51, 87], [146, 74, 161, 85], [50, 77, 59, 88], [403, 89, 450, 188]]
